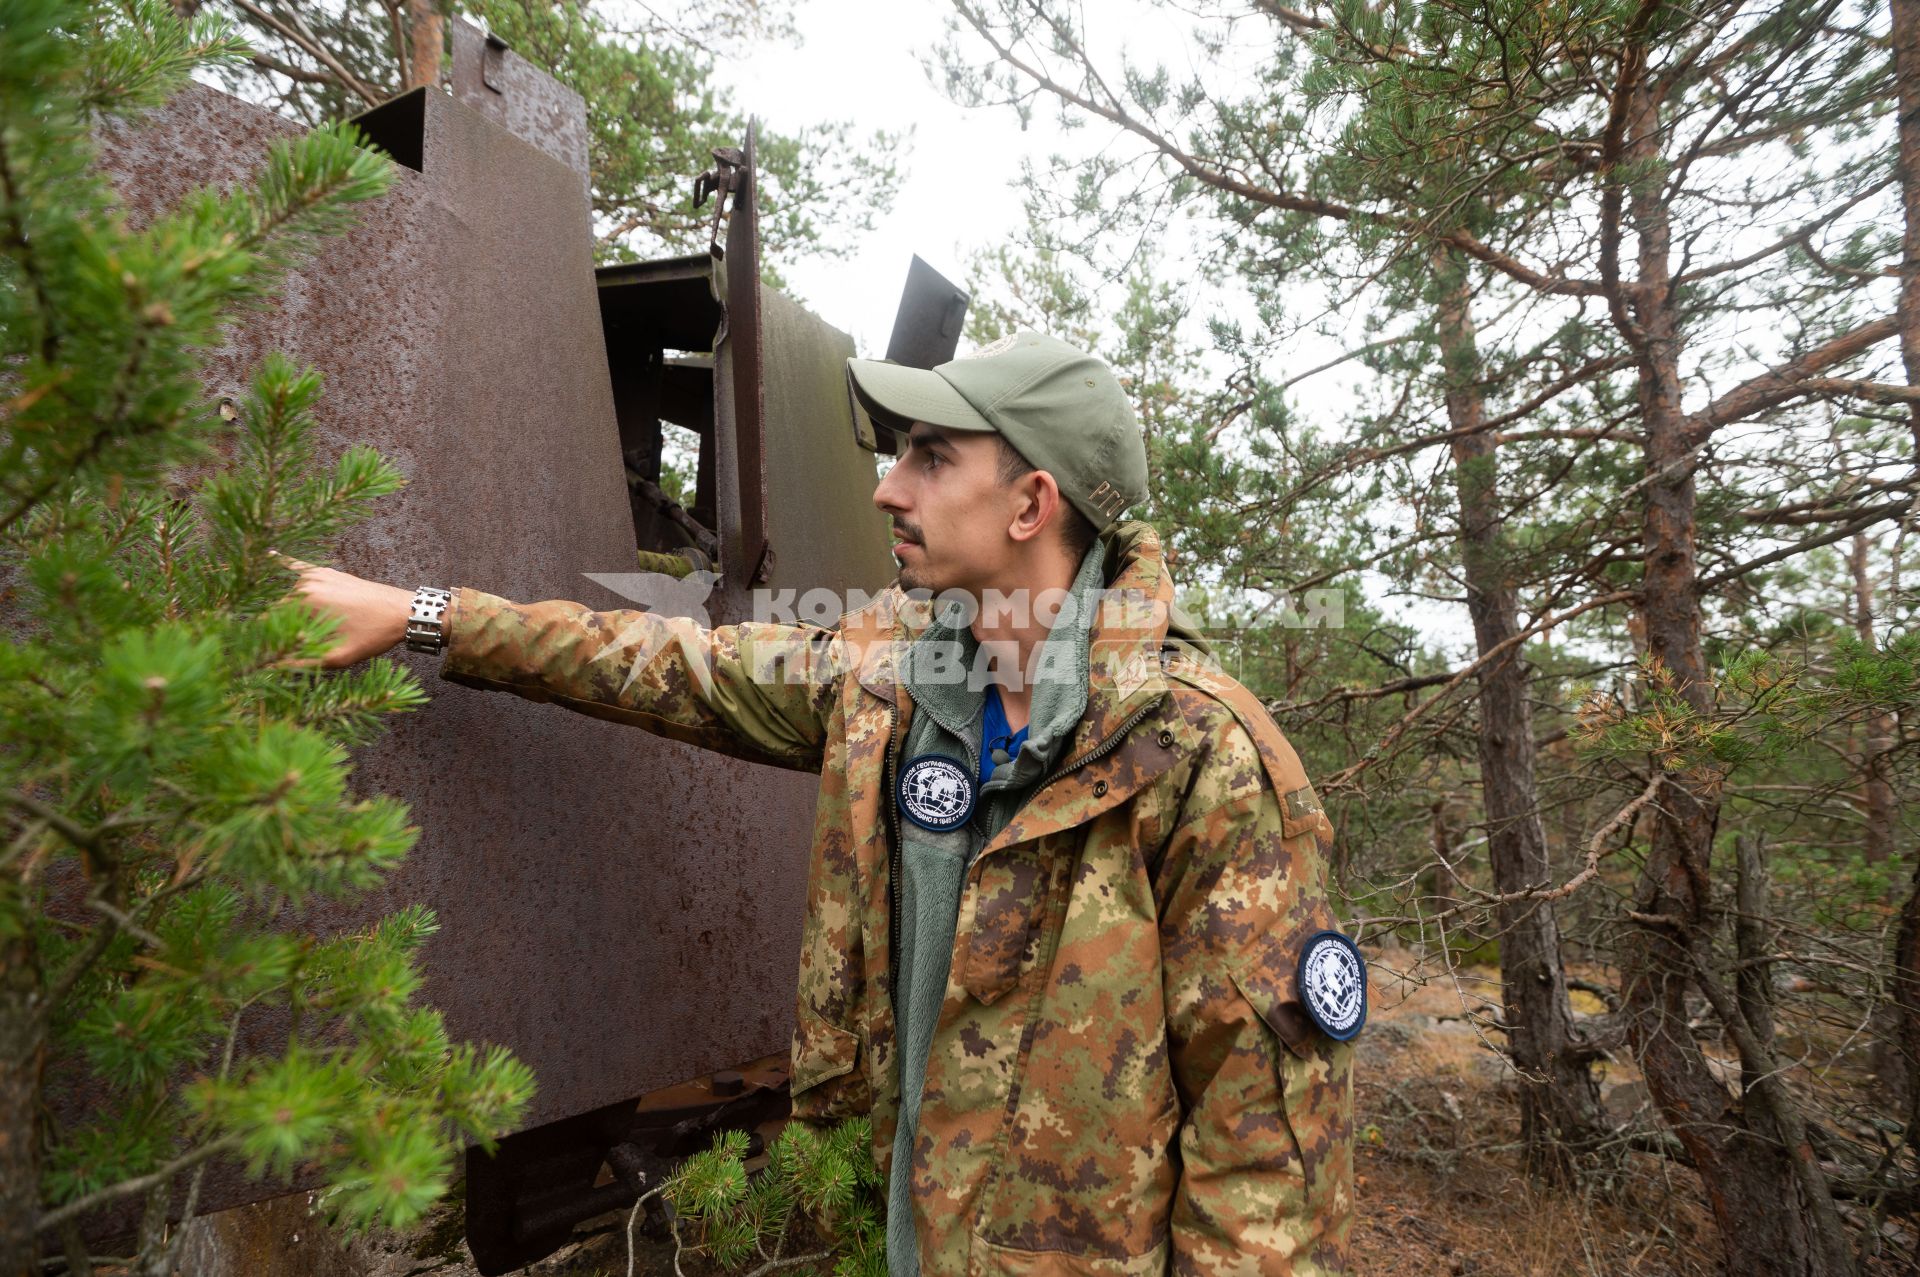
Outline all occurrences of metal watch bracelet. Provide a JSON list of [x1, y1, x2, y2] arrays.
[[405, 585, 453, 655]]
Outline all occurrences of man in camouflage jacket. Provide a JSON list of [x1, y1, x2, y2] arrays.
[[292, 334, 1357, 1274]]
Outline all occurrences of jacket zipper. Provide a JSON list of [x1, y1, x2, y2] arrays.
[[886, 692, 1161, 989], [886, 697, 903, 999], [1034, 695, 1165, 792]]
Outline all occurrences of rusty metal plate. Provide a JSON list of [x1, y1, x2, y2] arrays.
[[852, 255, 970, 455], [886, 255, 970, 371], [719, 124, 770, 587], [449, 19, 591, 185], [758, 288, 898, 596], [88, 50, 820, 1223]]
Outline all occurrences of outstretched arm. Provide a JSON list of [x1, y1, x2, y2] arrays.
[[280, 559, 841, 772], [438, 586, 839, 771]]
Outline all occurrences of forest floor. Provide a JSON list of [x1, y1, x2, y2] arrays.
[[1350, 948, 1716, 1276], [1351, 946, 1914, 1276], [173, 946, 1917, 1276]]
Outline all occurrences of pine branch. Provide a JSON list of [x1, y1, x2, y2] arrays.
[[79, 6, 248, 118], [34, 1138, 242, 1236], [948, 1, 1606, 298], [0, 125, 62, 366], [1682, 315, 1903, 444], [2, 9, 524, 1269], [0, 305, 169, 537]]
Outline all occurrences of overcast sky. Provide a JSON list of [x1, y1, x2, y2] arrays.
[[707, 0, 1061, 356], [705, 0, 1483, 657]]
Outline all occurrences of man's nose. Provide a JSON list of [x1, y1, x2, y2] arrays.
[[873, 461, 908, 516]]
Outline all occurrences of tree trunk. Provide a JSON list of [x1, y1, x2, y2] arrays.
[[1894, 857, 1920, 1160], [1849, 536, 1894, 866], [1887, 0, 1920, 1152], [1733, 835, 1775, 1083], [1850, 533, 1903, 1112], [0, 929, 41, 1277], [1897, 0, 1920, 467], [1436, 254, 1606, 1178], [1614, 69, 1855, 1277], [1421, 798, 1464, 926], [406, 0, 445, 91]]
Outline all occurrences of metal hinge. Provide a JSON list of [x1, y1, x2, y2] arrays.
[[692, 146, 748, 254], [480, 31, 508, 94]]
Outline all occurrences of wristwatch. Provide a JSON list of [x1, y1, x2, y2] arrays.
[[405, 585, 453, 654]]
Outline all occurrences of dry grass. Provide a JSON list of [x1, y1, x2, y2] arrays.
[[1353, 949, 1721, 1277]]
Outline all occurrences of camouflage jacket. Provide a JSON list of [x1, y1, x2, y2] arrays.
[[440, 521, 1355, 1275]]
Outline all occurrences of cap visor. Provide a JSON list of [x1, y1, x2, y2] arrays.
[[847, 359, 996, 434]]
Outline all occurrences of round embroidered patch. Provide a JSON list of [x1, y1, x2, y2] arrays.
[[1297, 930, 1367, 1041], [897, 754, 976, 833]]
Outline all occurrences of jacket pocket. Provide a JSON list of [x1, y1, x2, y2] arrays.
[[1227, 940, 1355, 1207], [971, 1027, 1181, 1263], [1229, 937, 1319, 1061], [789, 1010, 871, 1124], [958, 844, 1051, 1006]]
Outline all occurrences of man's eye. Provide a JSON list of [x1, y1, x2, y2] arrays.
[[924, 452, 944, 469]]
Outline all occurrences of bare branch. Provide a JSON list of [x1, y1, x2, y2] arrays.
[[246, 50, 342, 88], [35, 1138, 241, 1235], [1322, 589, 1640, 792], [949, 2, 1605, 297], [1682, 315, 1901, 444], [1697, 496, 1915, 594], [230, 0, 381, 107]]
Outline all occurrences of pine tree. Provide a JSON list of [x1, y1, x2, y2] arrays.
[[0, 3, 534, 1272], [639, 1119, 886, 1277]]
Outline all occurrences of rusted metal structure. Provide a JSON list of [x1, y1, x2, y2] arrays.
[[91, 20, 964, 1272]]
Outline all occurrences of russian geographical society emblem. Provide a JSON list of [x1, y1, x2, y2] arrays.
[[896, 754, 976, 833], [1297, 930, 1367, 1040]]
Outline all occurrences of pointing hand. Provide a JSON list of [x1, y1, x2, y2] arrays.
[[273, 552, 416, 669]]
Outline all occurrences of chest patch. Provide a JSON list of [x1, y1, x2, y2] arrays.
[[897, 753, 976, 833], [1297, 930, 1367, 1040]]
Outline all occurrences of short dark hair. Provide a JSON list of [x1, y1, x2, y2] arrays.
[[994, 435, 1100, 563]]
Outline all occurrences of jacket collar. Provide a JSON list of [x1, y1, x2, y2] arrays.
[[842, 521, 1182, 706], [977, 522, 1195, 854], [896, 542, 1108, 779], [1076, 520, 1182, 759]]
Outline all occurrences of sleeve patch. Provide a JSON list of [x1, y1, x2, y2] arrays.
[[1298, 930, 1367, 1041]]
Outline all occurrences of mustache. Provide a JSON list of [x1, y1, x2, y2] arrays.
[[891, 522, 923, 544]]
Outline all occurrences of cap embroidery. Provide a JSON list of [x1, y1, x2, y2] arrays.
[[1087, 481, 1129, 518]]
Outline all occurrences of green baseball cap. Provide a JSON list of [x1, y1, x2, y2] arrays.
[[846, 332, 1148, 532]]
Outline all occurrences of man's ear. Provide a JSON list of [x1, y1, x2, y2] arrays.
[[1007, 469, 1063, 545]]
